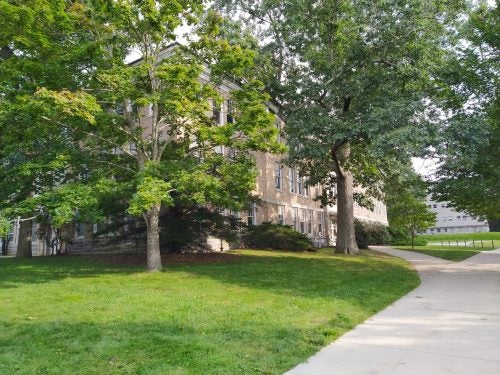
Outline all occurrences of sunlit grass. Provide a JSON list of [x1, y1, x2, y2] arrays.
[[393, 245, 496, 261], [0, 250, 418, 374]]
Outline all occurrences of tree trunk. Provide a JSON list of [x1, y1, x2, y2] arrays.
[[144, 205, 162, 271], [16, 218, 33, 258], [335, 171, 359, 254], [411, 233, 415, 251]]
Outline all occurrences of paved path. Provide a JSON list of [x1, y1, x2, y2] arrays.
[[286, 246, 500, 375]]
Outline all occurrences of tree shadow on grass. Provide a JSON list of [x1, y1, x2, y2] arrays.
[[172, 250, 419, 308], [0, 319, 340, 375], [0, 251, 418, 309], [0, 256, 141, 289]]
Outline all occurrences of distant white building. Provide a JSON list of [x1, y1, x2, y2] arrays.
[[424, 196, 489, 234]]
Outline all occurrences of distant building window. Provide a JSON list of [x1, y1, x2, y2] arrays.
[[437, 228, 441, 232], [433, 204, 437, 208], [275, 163, 283, 190], [278, 205, 285, 225]]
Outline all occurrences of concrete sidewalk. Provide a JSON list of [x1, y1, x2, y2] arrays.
[[286, 247, 500, 375]]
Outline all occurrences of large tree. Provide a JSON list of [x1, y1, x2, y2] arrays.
[[216, 0, 464, 254], [0, 1, 281, 270], [431, 3, 499, 222]]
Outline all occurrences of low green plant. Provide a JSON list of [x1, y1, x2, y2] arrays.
[[389, 226, 427, 246], [242, 222, 313, 251], [355, 219, 390, 249]]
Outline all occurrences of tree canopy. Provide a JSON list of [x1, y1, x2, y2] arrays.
[[431, 3, 499, 221], [216, 0, 465, 253], [0, 1, 282, 269]]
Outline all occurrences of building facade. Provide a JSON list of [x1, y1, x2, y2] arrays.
[[423, 196, 489, 234]]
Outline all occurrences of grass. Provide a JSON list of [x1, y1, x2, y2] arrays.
[[393, 245, 495, 261], [398, 232, 500, 261], [419, 232, 500, 243], [0, 249, 419, 375]]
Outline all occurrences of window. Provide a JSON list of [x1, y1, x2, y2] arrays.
[[289, 168, 296, 193], [299, 209, 306, 233], [229, 211, 240, 229], [275, 120, 282, 143], [305, 210, 312, 234], [247, 203, 256, 226], [75, 223, 86, 238], [31, 224, 38, 242], [227, 100, 234, 123], [433, 204, 437, 208], [292, 207, 298, 231], [278, 205, 285, 225], [302, 177, 308, 196], [318, 211, 324, 235], [275, 163, 283, 190], [297, 170, 303, 195], [212, 100, 222, 125]]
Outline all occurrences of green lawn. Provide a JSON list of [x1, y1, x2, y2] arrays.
[[0, 249, 419, 375], [393, 245, 493, 261], [419, 232, 500, 243]]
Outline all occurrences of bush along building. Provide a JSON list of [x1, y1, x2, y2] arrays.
[[3, 45, 388, 256], [424, 196, 489, 234]]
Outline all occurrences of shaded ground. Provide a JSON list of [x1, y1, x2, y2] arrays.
[[95, 252, 243, 265]]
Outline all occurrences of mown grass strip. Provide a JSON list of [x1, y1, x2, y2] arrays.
[[0, 249, 418, 374]]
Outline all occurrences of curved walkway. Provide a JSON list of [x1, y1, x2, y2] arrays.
[[286, 246, 500, 375]]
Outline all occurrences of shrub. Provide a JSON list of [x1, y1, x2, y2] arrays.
[[388, 226, 427, 246], [242, 222, 313, 251], [354, 219, 390, 249]]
